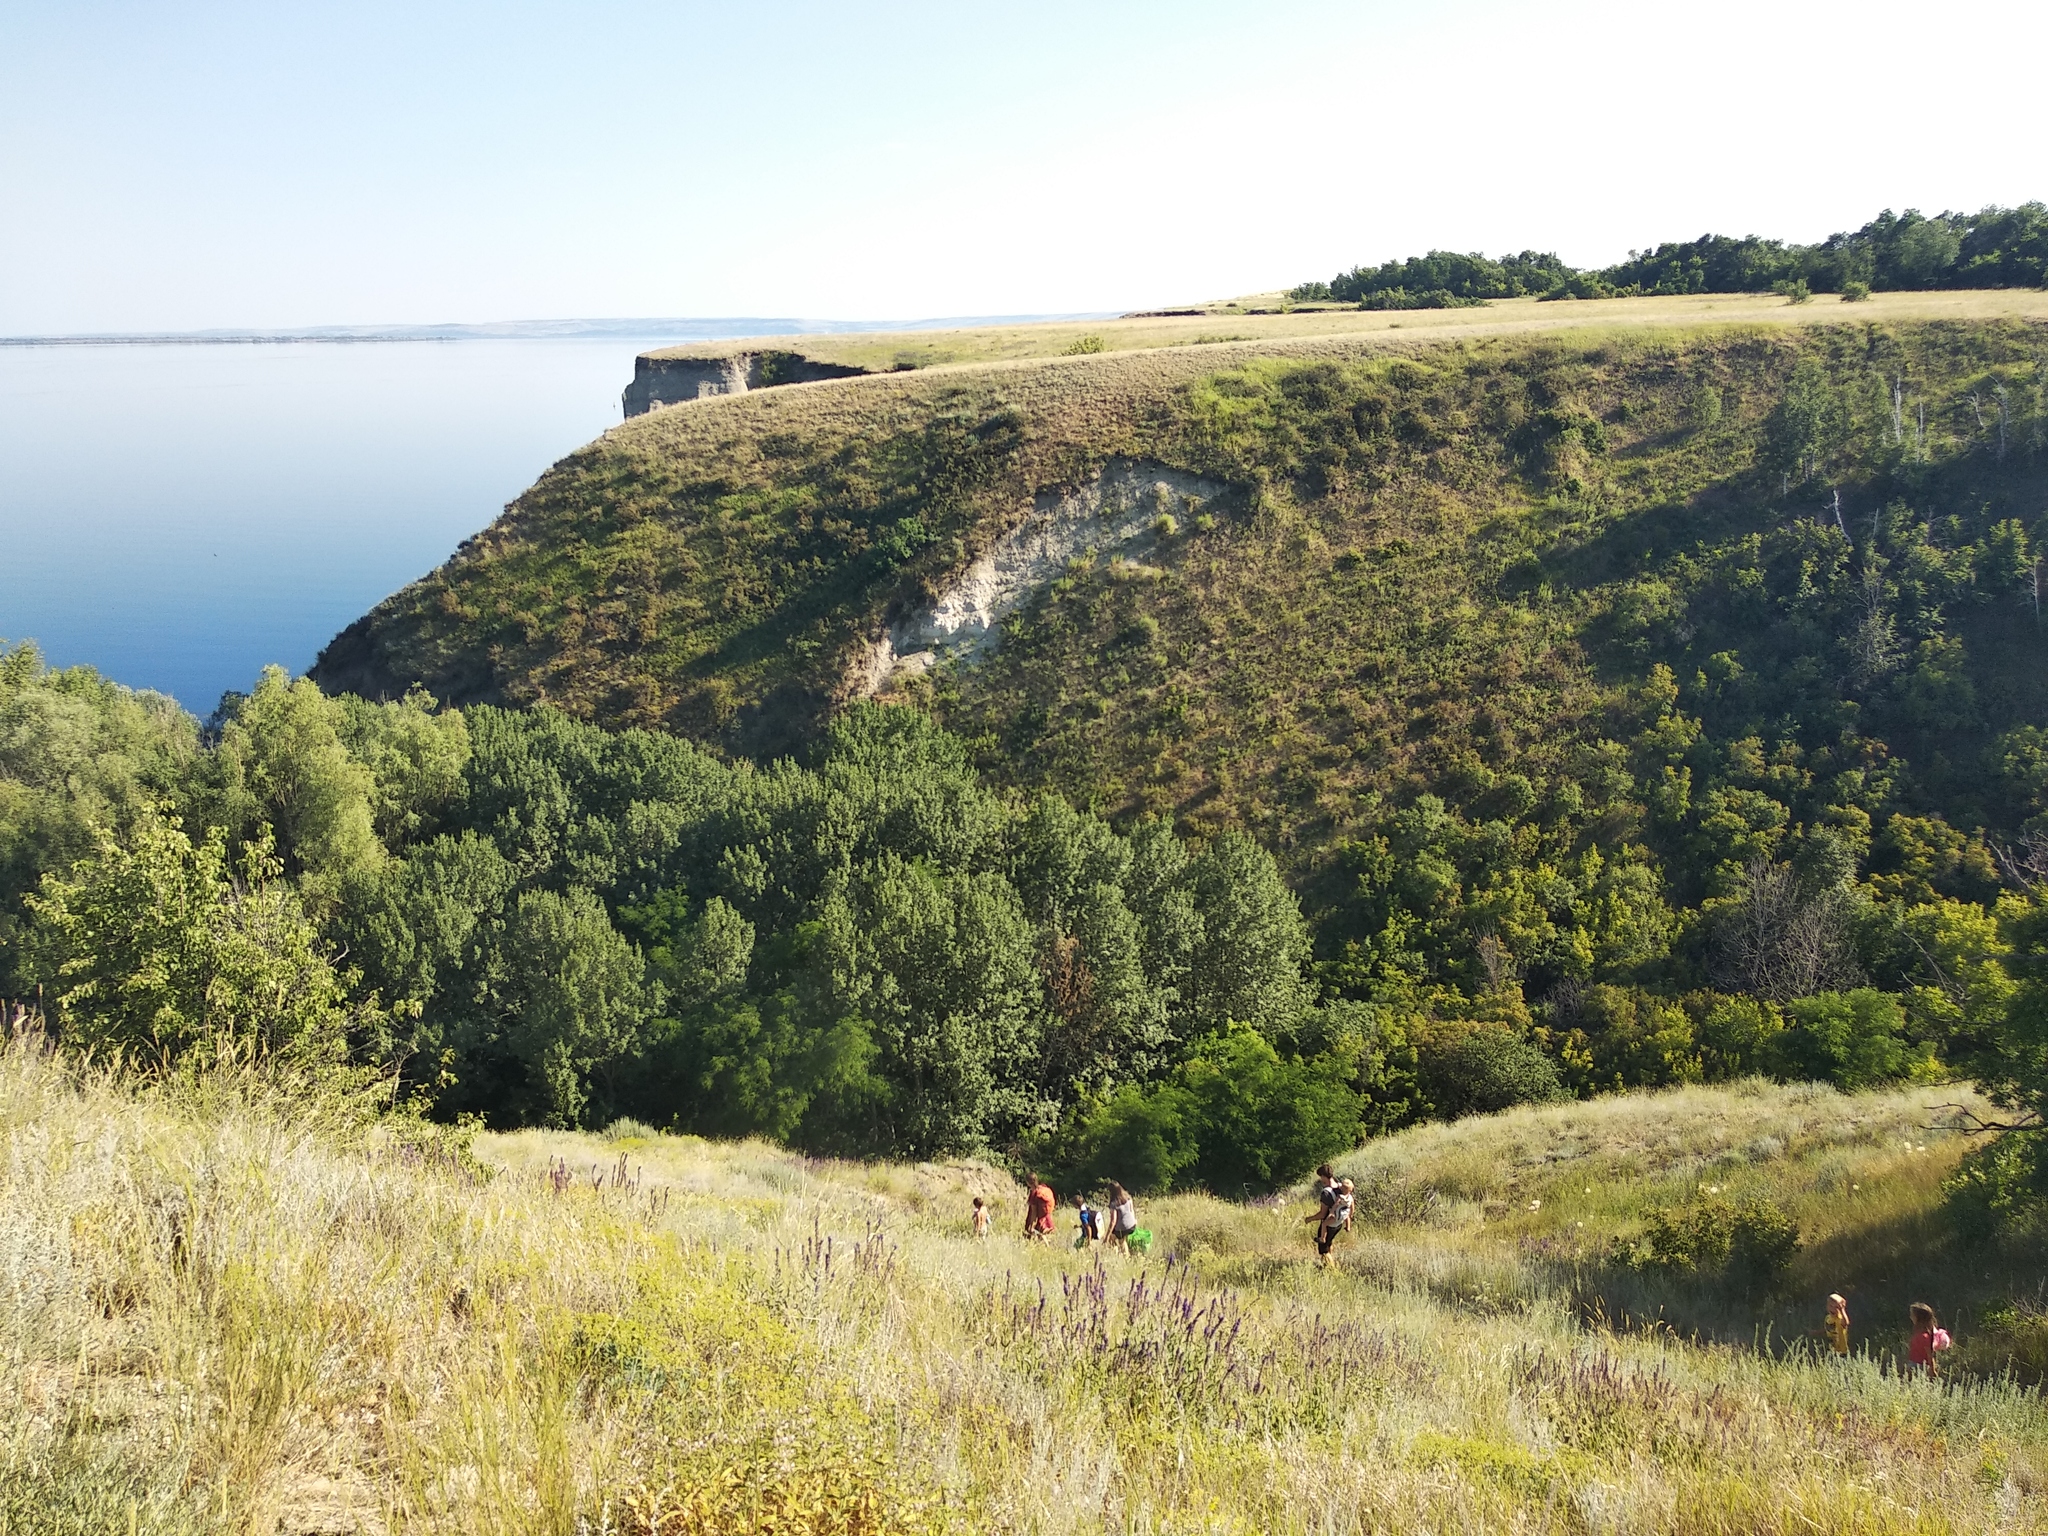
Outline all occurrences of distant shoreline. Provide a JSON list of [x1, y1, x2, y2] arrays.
[[0, 313, 1118, 348]]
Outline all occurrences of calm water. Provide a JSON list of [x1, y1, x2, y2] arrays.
[[0, 338, 678, 713]]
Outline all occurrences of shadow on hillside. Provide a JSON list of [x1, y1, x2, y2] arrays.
[[1317, 1195, 2045, 1376], [1532, 486, 1765, 598], [1558, 1202, 2040, 1370]]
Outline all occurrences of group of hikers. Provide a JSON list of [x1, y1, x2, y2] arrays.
[[976, 1176, 1149, 1252], [974, 1168, 1959, 1375], [971, 1163, 1359, 1260]]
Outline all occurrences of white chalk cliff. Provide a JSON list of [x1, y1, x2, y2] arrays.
[[859, 459, 1226, 695]]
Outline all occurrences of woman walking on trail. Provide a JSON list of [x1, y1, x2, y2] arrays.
[[1023, 1176, 1057, 1242], [1823, 1293, 1850, 1356], [1906, 1303, 1952, 1376], [1304, 1164, 1339, 1264], [1105, 1181, 1139, 1250]]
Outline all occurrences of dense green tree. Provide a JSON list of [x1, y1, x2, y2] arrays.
[[0, 643, 199, 990], [209, 667, 383, 899], [1314, 203, 2048, 304], [484, 887, 660, 1128], [341, 831, 518, 1011], [1040, 1025, 1371, 1196], [819, 857, 1051, 1157], [25, 807, 359, 1067], [335, 689, 471, 845], [1184, 830, 1311, 1039], [1327, 250, 1573, 307], [1767, 988, 1929, 1088], [1413, 1020, 1567, 1119]]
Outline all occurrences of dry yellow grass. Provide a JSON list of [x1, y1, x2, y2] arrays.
[[639, 289, 2048, 375], [7, 1044, 2047, 1535]]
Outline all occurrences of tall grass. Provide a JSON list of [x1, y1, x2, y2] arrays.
[[3, 1045, 2044, 1533]]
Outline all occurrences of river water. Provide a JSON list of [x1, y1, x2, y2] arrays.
[[0, 337, 683, 714]]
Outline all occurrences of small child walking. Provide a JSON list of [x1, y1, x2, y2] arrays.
[[1906, 1302, 1952, 1377], [1073, 1191, 1101, 1247], [972, 1196, 991, 1238], [1823, 1293, 1850, 1356]]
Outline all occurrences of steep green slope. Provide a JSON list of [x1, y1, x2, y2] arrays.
[[317, 342, 1240, 746], [932, 324, 2048, 845], [321, 316, 2047, 829]]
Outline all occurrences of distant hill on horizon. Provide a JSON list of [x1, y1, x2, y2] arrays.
[[0, 311, 1120, 346]]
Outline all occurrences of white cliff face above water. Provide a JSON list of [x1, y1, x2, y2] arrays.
[[621, 351, 868, 415], [859, 459, 1227, 695]]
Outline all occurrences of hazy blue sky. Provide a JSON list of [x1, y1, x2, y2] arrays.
[[4, 0, 2044, 332]]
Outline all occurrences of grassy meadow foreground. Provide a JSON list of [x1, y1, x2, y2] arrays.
[[7, 1045, 2047, 1536]]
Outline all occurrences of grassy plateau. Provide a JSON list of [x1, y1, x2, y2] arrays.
[[7, 1042, 2047, 1536], [638, 291, 2048, 375]]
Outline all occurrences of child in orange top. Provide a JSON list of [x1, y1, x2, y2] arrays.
[[1906, 1302, 1952, 1376], [1823, 1293, 1850, 1356]]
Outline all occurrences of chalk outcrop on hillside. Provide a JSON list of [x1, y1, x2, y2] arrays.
[[860, 459, 1225, 695]]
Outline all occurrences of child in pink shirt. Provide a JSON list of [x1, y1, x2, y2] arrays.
[[1906, 1302, 1952, 1376]]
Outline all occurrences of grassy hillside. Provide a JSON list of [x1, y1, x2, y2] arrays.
[[930, 321, 2048, 842], [10, 1045, 2046, 1535], [318, 303, 2048, 751], [317, 308, 2048, 853]]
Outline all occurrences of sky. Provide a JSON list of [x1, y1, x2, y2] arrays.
[[3, 0, 2046, 334]]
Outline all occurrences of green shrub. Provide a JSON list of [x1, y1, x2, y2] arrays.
[[1042, 1026, 1367, 1196], [1959, 1297, 2048, 1382], [1840, 280, 1872, 302], [1641, 1194, 1733, 1271], [1570, 985, 1701, 1089], [1766, 989, 1929, 1089], [1727, 1197, 1801, 1296], [1944, 1131, 2048, 1240], [1416, 1025, 1566, 1119], [1695, 994, 1785, 1078], [1631, 1193, 1800, 1296], [1048, 1082, 1195, 1196], [24, 807, 368, 1070], [1772, 278, 1812, 304]]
